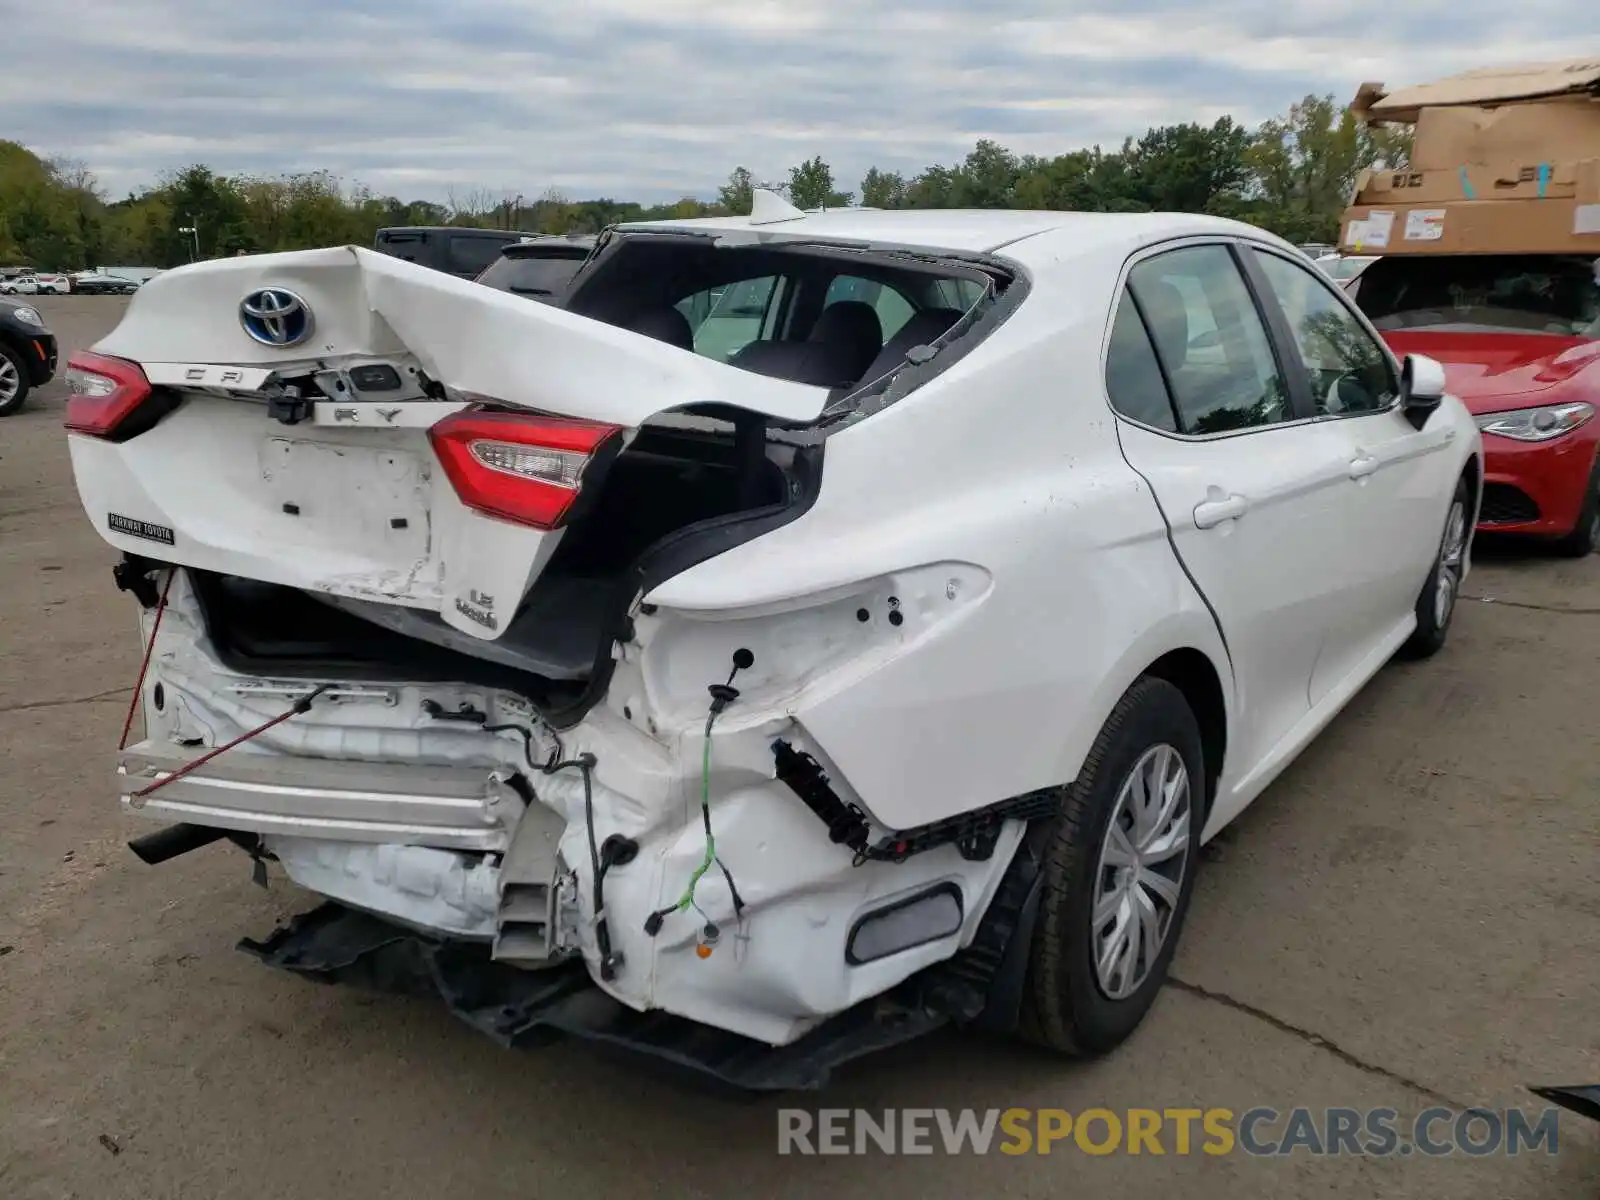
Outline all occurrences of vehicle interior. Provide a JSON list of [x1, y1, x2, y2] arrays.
[[563, 235, 996, 394], [1352, 253, 1600, 337]]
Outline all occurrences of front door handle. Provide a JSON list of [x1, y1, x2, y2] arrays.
[[1348, 453, 1380, 480], [1194, 493, 1250, 529]]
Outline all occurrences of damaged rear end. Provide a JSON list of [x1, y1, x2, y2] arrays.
[[74, 234, 1043, 1080]]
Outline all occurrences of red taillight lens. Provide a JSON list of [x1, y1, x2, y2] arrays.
[[63, 352, 153, 437], [429, 408, 622, 529]]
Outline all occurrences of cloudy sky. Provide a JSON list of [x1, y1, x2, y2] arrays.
[[9, 0, 1596, 204]]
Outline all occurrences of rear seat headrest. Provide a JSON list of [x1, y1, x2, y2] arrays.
[[860, 307, 963, 383], [628, 307, 695, 351]]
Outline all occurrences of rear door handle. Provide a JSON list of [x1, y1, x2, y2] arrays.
[[1348, 453, 1380, 480], [1193, 493, 1250, 529]]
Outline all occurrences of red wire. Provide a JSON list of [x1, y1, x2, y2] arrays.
[[132, 692, 326, 800], [118, 570, 174, 751]]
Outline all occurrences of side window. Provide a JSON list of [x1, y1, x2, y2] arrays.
[[675, 275, 782, 362], [1105, 291, 1178, 431], [1251, 250, 1398, 415], [824, 275, 914, 340], [447, 235, 511, 276], [932, 278, 985, 311], [1128, 246, 1293, 435]]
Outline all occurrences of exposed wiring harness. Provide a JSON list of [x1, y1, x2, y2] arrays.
[[420, 698, 632, 980], [643, 653, 753, 950]]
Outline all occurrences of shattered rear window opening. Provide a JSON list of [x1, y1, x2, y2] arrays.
[[564, 230, 1013, 418]]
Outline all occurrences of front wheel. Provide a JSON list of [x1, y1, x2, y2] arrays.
[[1552, 462, 1600, 558], [1400, 477, 1469, 659], [0, 342, 30, 416], [1018, 676, 1204, 1056]]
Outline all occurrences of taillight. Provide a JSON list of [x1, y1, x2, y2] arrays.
[[63, 352, 153, 438], [429, 408, 622, 529]]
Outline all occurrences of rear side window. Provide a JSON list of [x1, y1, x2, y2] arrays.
[[1105, 291, 1177, 431], [675, 275, 784, 362], [1129, 246, 1293, 435], [447, 235, 513, 276], [375, 232, 426, 259], [476, 251, 588, 299]]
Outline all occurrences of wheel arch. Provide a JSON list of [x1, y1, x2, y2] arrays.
[[1141, 647, 1227, 824], [1462, 451, 1483, 527]]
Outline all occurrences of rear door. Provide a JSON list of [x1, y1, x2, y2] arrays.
[[1243, 246, 1457, 702], [1108, 242, 1365, 782]]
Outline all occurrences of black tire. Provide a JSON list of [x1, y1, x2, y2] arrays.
[[1400, 476, 1470, 659], [0, 341, 30, 417], [1551, 460, 1600, 558], [1018, 676, 1204, 1056]]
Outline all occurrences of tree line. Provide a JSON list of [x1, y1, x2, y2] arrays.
[[0, 94, 1408, 270]]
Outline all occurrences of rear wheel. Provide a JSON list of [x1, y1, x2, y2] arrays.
[[1400, 477, 1469, 659], [1552, 462, 1600, 558], [0, 342, 30, 416], [1018, 676, 1204, 1056]]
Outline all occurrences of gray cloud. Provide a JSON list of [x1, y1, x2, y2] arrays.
[[8, 0, 1598, 202]]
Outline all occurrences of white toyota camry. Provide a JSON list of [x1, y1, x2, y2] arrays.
[[66, 196, 1481, 1087]]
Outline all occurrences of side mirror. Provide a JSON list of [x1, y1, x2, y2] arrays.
[[1400, 353, 1446, 429]]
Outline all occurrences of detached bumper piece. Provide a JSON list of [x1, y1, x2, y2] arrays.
[[239, 832, 1047, 1091], [240, 903, 947, 1092]]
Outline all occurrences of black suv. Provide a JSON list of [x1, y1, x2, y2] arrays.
[[0, 297, 58, 416], [373, 227, 535, 280], [474, 235, 596, 303]]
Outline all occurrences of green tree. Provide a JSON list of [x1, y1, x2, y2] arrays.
[[859, 167, 906, 208], [905, 164, 957, 208], [787, 157, 852, 209], [1246, 94, 1413, 243], [1125, 117, 1251, 214], [951, 139, 1021, 208], [719, 167, 755, 214]]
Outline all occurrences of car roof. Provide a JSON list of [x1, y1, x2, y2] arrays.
[[618, 208, 1278, 259]]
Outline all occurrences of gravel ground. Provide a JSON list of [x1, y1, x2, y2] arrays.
[[1, 294, 1597, 1198]]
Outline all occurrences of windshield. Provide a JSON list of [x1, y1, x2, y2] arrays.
[[1353, 254, 1600, 337], [476, 250, 590, 299]]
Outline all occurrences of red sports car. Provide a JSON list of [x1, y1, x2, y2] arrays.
[[1349, 253, 1600, 556]]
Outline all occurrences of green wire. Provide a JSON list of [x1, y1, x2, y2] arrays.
[[671, 733, 716, 913]]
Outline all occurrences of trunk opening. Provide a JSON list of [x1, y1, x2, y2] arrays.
[[188, 418, 820, 723]]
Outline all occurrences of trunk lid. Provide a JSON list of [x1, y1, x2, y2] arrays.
[[71, 246, 828, 642]]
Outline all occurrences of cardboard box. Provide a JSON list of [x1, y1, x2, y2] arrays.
[[1410, 101, 1600, 170], [1354, 159, 1600, 206], [1353, 58, 1600, 124], [1339, 199, 1600, 256]]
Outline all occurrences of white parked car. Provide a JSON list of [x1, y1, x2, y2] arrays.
[[1, 273, 70, 295], [65, 204, 1481, 1084]]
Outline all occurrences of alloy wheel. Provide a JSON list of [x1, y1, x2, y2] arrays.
[[1435, 498, 1467, 628], [1092, 743, 1191, 1000], [0, 355, 20, 407]]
